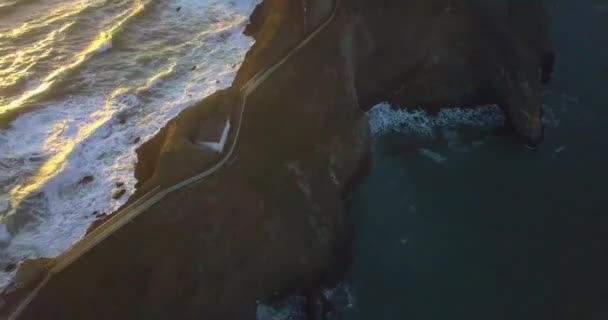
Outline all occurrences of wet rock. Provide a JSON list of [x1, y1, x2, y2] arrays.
[[112, 189, 126, 200], [85, 213, 109, 235], [4, 263, 17, 273], [306, 290, 334, 320], [115, 181, 125, 188], [0, 258, 52, 315], [191, 65, 197, 71], [78, 176, 94, 185], [117, 113, 128, 125], [13, 259, 52, 284], [244, 0, 267, 37]]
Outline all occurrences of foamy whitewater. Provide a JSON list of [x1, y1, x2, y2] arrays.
[[0, 0, 260, 288]]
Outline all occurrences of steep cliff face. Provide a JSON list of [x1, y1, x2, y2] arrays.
[[240, 0, 552, 145], [349, 0, 551, 146], [1, 0, 552, 319]]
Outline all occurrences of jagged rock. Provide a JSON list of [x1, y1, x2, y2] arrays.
[[1, 0, 552, 319], [3, 264, 17, 273], [78, 176, 94, 185], [243, 0, 268, 37], [111, 189, 126, 200], [116, 112, 128, 125], [0, 258, 52, 313], [85, 213, 109, 235]]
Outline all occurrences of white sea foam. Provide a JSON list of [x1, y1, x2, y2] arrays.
[[256, 282, 355, 320], [256, 301, 303, 320], [323, 282, 356, 309], [368, 102, 506, 137], [93, 38, 113, 54], [368, 101, 562, 138], [0, 0, 259, 289]]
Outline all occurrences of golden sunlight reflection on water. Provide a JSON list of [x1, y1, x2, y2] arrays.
[[0, 0, 147, 116], [5, 87, 124, 219]]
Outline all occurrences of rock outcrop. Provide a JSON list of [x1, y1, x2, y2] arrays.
[[0, 0, 553, 319]]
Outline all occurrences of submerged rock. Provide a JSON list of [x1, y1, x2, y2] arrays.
[[1, 0, 552, 319], [78, 176, 94, 185], [3, 264, 16, 274]]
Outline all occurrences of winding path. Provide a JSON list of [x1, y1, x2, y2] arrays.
[[8, 0, 341, 318]]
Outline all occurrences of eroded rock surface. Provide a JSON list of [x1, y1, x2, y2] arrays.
[[1, 0, 553, 319]]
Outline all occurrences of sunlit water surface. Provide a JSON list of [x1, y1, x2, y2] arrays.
[[0, 0, 260, 288]]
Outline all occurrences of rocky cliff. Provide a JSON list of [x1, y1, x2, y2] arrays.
[[0, 0, 553, 319]]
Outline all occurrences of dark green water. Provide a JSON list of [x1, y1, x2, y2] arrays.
[[347, 1, 608, 319]]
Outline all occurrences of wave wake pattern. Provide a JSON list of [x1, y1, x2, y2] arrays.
[[0, 0, 149, 118], [0, 0, 261, 289]]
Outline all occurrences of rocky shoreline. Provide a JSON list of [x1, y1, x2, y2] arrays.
[[0, 0, 553, 319]]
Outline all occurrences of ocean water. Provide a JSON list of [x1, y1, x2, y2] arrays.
[[0, 0, 260, 288], [262, 1, 608, 319], [1, 0, 606, 319], [345, 1, 608, 319]]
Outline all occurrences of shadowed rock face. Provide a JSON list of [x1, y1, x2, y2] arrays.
[[1, 0, 552, 319], [349, 0, 551, 146]]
